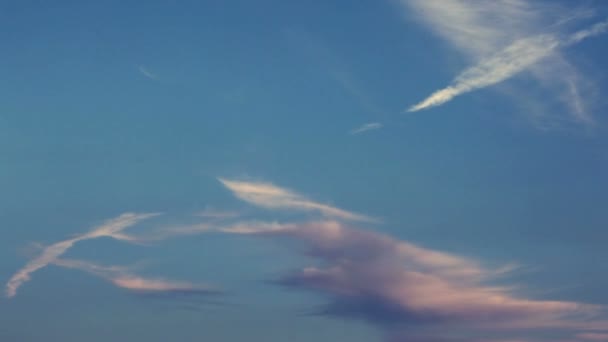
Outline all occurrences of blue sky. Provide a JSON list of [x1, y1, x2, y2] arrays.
[[2, 1, 608, 341]]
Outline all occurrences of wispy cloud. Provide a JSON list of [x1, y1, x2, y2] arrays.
[[350, 122, 383, 135], [401, 0, 608, 123], [218, 178, 379, 223], [52, 258, 216, 295], [10, 174, 604, 341], [138, 65, 158, 80], [5, 212, 159, 298], [52, 173, 604, 341], [195, 207, 241, 220], [408, 21, 608, 113], [218, 220, 608, 341], [408, 34, 559, 112], [126, 211, 608, 340]]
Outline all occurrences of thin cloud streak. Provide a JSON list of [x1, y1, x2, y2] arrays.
[[52, 258, 217, 295], [218, 178, 379, 223], [408, 19, 608, 112], [5, 212, 159, 298], [138, 65, 157, 80], [350, 122, 383, 135]]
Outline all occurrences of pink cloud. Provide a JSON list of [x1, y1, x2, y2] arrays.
[[577, 333, 608, 341], [218, 178, 379, 223], [219, 220, 608, 340], [5, 212, 159, 298], [53, 258, 217, 295]]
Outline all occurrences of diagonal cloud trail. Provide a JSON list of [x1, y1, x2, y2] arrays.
[[350, 122, 383, 135], [218, 178, 379, 223], [137, 65, 157, 80], [5, 212, 159, 298], [408, 18, 608, 113], [52, 258, 217, 295]]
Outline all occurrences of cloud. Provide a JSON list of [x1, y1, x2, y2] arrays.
[[408, 19, 608, 113], [402, 0, 555, 58], [195, 207, 241, 220], [218, 178, 378, 223], [9, 175, 600, 341], [577, 333, 608, 341], [408, 34, 559, 112], [401, 0, 608, 122], [5, 212, 159, 298], [138, 65, 158, 80], [52, 258, 217, 295], [350, 122, 383, 135], [217, 220, 608, 341]]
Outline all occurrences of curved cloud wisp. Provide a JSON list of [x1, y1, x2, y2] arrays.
[[52, 258, 216, 295], [218, 178, 378, 223], [350, 122, 383, 135], [137, 65, 157, 80], [5, 212, 159, 298]]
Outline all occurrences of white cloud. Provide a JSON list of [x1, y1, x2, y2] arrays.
[[408, 34, 559, 112], [218, 178, 379, 223], [138, 65, 158, 80], [350, 122, 383, 135], [5, 212, 159, 298], [401, 0, 608, 123]]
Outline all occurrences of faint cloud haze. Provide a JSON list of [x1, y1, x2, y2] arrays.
[[138, 65, 158, 80]]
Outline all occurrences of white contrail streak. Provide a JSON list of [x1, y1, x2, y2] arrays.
[[408, 19, 608, 112]]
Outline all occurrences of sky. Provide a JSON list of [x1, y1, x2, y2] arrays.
[[1, 1, 608, 341]]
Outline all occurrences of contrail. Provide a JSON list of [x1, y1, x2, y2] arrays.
[[408, 19, 608, 112]]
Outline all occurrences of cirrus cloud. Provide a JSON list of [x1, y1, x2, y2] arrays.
[[401, 0, 608, 124], [52, 258, 217, 296], [5, 212, 159, 298], [218, 178, 379, 223]]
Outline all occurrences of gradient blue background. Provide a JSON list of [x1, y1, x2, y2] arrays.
[[1, 1, 608, 341]]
